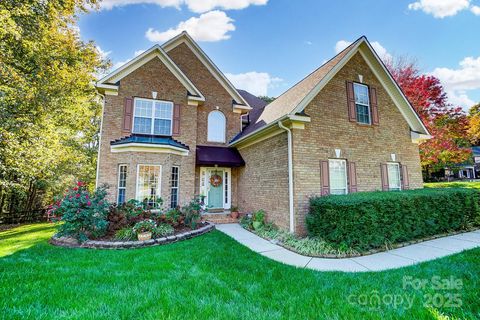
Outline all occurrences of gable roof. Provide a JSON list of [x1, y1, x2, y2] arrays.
[[232, 36, 430, 145], [162, 31, 251, 109], [96, 44, 205, 101]]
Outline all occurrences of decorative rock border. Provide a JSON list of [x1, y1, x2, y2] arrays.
[[50, 222, 215, 249]]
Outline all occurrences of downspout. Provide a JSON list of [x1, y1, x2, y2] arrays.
[[278, 121, 294, 233], [95, 92, 106, 189]]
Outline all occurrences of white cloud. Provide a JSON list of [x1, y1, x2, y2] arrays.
[[99, 0, 267, 12], [407, 0, 471, 18], [335, 40, 392, 62], [145, 10, 235, 42], [134, 49, 146, 56], [305, 40, 313, 45], [431, 56, 480, 108], [225, 71, 282, 96], [96, 46, 111, 60], [471, 5, 480, 14], [184, 0, 267, 13]]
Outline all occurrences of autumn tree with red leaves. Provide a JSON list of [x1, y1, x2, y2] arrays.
[[387, 60, 471, 178]]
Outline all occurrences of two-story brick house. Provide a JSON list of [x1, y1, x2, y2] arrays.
[[96, 32, 430, 235]]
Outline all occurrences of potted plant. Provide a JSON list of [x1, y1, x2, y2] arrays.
[[252, 210, 265, 230], [230, 206, 240, 219], [133, 219, 157, 241]]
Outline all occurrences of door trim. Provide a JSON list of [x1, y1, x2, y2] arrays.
[[199, 167, 231, 210]]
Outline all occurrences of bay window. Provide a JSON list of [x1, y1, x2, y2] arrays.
[[117, 164, 127, 204], [136, 165, 162, 208]]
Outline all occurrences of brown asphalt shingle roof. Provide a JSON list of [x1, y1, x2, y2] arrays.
[[232, 39, 360, 142]]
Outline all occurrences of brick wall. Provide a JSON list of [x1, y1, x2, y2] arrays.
[[292, 52, 423, 234], [237, 133, 290, 229]]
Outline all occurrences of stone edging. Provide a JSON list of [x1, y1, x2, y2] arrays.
[[49, 222, 215, 249], [244, 226, 479, 259]]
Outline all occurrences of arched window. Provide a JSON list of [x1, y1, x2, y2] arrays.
[[207, 110, 226, 142]]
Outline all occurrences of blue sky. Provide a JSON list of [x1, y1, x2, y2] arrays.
[[79, 0, 480, 109]]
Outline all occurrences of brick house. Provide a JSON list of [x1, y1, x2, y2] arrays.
[[96, 32, 430, 235]]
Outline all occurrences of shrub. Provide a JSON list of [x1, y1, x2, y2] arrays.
[[132, 219, 156, 234], [49, 182, 110, 241], [165, 208, 183, 227], [182, 198, 202, 229], [153, 224, 174, 238], [306, 188, 480, 251], [114, 227, 136, 241]]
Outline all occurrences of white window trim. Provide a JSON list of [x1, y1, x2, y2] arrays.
[[117, 164, 127, 204], [207, 110, 226, 143], [132, 97, 173, 136], [387, 162, 402, 191], [328, 159, 348, 195], [170, 166, 180, 208], [353, 82, 371, 125], [135, 164, 162, 207]]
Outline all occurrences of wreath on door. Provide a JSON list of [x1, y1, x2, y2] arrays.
[[209, 172, 222, 187]]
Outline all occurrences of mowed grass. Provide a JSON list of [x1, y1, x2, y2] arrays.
[[425, 181, 480, 189], [1, 224, 480, 319]]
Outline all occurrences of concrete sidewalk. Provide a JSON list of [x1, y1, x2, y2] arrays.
[[215, 224, 480, 272]]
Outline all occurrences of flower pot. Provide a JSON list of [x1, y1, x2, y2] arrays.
[[137, 232, 152, 241], [252, 221, 262, 230], [230, 211, 239, 219]]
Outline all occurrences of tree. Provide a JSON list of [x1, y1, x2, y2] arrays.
[[468, 103, 480, 146], [258, 96, 276, 104], [0, 0, 107, 217], [387, 59, 471, 176]]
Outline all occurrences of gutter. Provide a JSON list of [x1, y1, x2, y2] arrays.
[[95, 92, 105, 189], [278, 121, 295, 233]]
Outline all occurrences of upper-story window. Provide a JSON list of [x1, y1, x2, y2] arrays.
[[133, 98, 173, 136], [207, 110, 226, 143], [353, 83, 371, 124]]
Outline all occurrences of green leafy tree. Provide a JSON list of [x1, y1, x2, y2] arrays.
[[0, 0, 108, 217]]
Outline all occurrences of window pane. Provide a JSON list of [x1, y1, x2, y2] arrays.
[[137, 165, 161, 208], [208, 111, 226, 142], [118, 189, 126, 204], [329, 160, 347, 195], [154, 119, 171, 135], [134, 100, 153, 117], [356, 104, 370, 124], [354, 84, 369, 105], [155, 101, 173, 119], [170, 166, 179, 208], [133, 117, 151, 134], [388, 163, 401, 190]]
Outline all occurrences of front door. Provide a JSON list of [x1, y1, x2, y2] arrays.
[[200, 167, 231, 210]]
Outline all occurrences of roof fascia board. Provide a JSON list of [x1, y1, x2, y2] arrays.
[[162, 32, 251, 108], [111, 143, 189, 155]]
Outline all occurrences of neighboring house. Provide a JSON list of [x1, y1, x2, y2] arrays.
[[95, 32, 430, 235], [449, 146, 480, 179]]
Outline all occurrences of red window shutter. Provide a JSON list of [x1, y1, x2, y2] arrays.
[[370, 87, 379, 125], [346, 81, 357, 122], [348, 162, 358, 193], [172, 104, 181, 136], [320, 160, 330, 196], [380, 163, 389, 191], [401, 165, 410, 190], [122, 97, 133, 134]]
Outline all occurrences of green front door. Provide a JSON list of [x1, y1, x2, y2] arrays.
[[208, 170, 223, 209]]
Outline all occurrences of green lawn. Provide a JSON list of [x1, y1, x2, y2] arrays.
[[424, 181, 480, 189], [1, 224, 479, 319]]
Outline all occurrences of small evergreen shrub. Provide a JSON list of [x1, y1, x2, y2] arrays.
[[153, 224, 174, 238], [306, 188, 480, 251]]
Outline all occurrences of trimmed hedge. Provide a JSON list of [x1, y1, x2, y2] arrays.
[[306, 188, 480, 251]]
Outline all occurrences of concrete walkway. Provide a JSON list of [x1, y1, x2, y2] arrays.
[[216, 224, 480, 272]]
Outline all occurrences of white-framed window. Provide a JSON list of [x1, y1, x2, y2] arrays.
[[133, 98, 173, 136], [387, 163, 401, 191], [353, 83, 371, 124], [329, 159, 348, 195], [207, 110, 226, 142], [136, 164, 162, 208], [170, 166, 179, 208], [117, 164, 127, 204]]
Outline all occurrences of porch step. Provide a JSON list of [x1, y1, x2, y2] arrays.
[[203, 213, 238, 224]]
